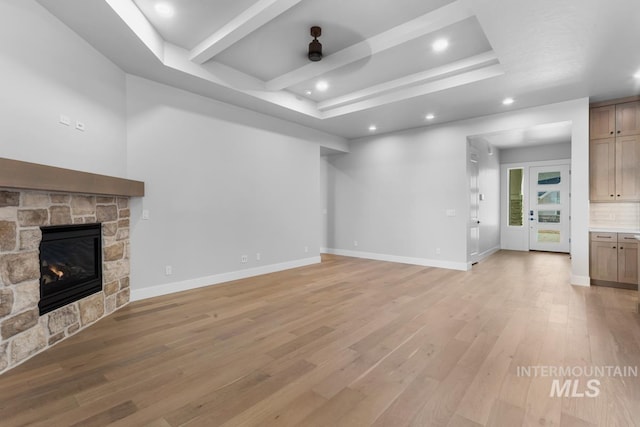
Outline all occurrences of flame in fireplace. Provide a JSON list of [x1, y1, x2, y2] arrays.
[[49, 265, 64, 280]]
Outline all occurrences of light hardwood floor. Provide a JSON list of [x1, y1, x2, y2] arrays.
[[1, 251, 639, 426]]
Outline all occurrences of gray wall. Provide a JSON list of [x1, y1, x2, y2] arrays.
[[0, 0, 127, 177], [324, 99, 589, 280], [126, 76, 326, 292], [326, 126, 469, 268], [500, 142, 571, 164]]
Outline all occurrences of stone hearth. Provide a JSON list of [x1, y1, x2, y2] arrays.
[[0, 189, 131, 374]]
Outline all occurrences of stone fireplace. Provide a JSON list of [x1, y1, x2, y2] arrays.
[[0, 158, 144, 374], [39, 223, 103, 315]]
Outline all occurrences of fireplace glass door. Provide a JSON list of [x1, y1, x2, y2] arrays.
[[39, 223, 102, 315]]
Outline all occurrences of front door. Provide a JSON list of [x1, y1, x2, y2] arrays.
[[528, 165, 570, 253]]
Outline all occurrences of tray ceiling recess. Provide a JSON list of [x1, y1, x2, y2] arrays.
[[108, 0, 503, 121]]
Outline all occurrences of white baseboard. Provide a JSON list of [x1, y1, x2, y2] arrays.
[[474, 247, 500, 263], [570, 275, 591, 287], [130, 256, 321, 301], [322, 248, 470, 271]]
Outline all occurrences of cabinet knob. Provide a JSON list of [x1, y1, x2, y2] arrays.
[[617, 194, 621, 197], [610, 131, 614, 135], [617, 130, 621, 134], [610, 194, 614, 197], [613, 246, 617, 249], [620, 246, 624, 250]]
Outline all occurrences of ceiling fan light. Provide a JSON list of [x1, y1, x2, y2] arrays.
[[308, 39, 322, 61]]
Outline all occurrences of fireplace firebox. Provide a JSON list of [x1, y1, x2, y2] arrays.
[[38, 223, 102, 315]]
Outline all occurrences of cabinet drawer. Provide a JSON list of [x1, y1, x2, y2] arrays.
[[618, 233, 640, 243], [591, 232, 617, 242]]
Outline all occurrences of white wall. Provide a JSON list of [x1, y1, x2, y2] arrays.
[[325, 98, 590, 283], [0, 0, 127, 177], [500, 142, 571, 164], [126, 75, 337, 297], [326, 126, 470, 270]]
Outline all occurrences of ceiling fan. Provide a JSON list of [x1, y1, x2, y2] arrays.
[[308, 26, 322, 61]]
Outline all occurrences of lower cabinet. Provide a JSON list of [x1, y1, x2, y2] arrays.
[[590, 232, 638, 288]]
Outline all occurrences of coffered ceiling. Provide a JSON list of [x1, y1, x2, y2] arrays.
[[37, 0, 640, 139]]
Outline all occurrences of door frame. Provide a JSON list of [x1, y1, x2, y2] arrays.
[[468, 146, 481, 264], [528, 164, 571, 253], [500, 159, 571, 251]]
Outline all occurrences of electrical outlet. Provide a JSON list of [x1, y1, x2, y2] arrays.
[[304, 246, 309, 253], [256, 253, 261, 261], [241, 255, 248, 263], [75, 121, 85, 131], [354, 240, 358, 247], [59, 114, 70, 126], [165, 265, 172, 275], [142, 209, 150, 220], [436, 248, 441, 255]]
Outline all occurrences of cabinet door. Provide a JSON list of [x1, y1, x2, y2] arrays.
[[590, 106, 616, 139], [615, 101, 640, 137], [589, 138, 616, 201], [617, 241, 638, 284], [615, 135, 640, 201], [590, 241, 618, 281]]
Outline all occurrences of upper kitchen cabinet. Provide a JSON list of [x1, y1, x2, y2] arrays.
[[590, 105, 616, 139], [615, 101, 640, 137], [590, 101, 640, 139], [590, 97, 640, 202]]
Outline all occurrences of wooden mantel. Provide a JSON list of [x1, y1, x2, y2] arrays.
[[0, 158, 144, 197]]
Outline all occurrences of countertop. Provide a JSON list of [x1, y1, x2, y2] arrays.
[[589, 227, 640, 234]]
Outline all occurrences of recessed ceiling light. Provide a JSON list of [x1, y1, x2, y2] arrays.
[[502, 97, 515, 105], [315, 80, 329, 92], [634, 71, 640, 79], [432, 38, 449, 52], [369, 125, 377, 132], [155, 2, 174, 17], [305, 90, 312, 96], [425, 114, 435, 120]]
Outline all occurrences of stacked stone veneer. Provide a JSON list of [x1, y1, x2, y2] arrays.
[[0, 189, 131, 374]]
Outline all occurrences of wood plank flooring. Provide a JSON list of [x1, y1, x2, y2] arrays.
[[1, 251, 639, 426]]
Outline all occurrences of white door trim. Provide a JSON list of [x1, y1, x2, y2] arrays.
[[528, 164, 571, 253], [500, 158, 571, 251]]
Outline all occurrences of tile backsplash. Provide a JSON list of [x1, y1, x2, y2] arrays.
[[590, 202, 640, 229]]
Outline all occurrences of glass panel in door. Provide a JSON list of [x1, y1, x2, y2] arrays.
[[528, 165, 570, 253]]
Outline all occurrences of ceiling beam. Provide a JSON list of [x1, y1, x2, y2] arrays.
[[265, 0, 474, 91], [317, 51, 499, 111], [105, 0, 165, 61], [189, 0, 303, 65], [164, 44, 323, 119], [321, 64, 504, 118]]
